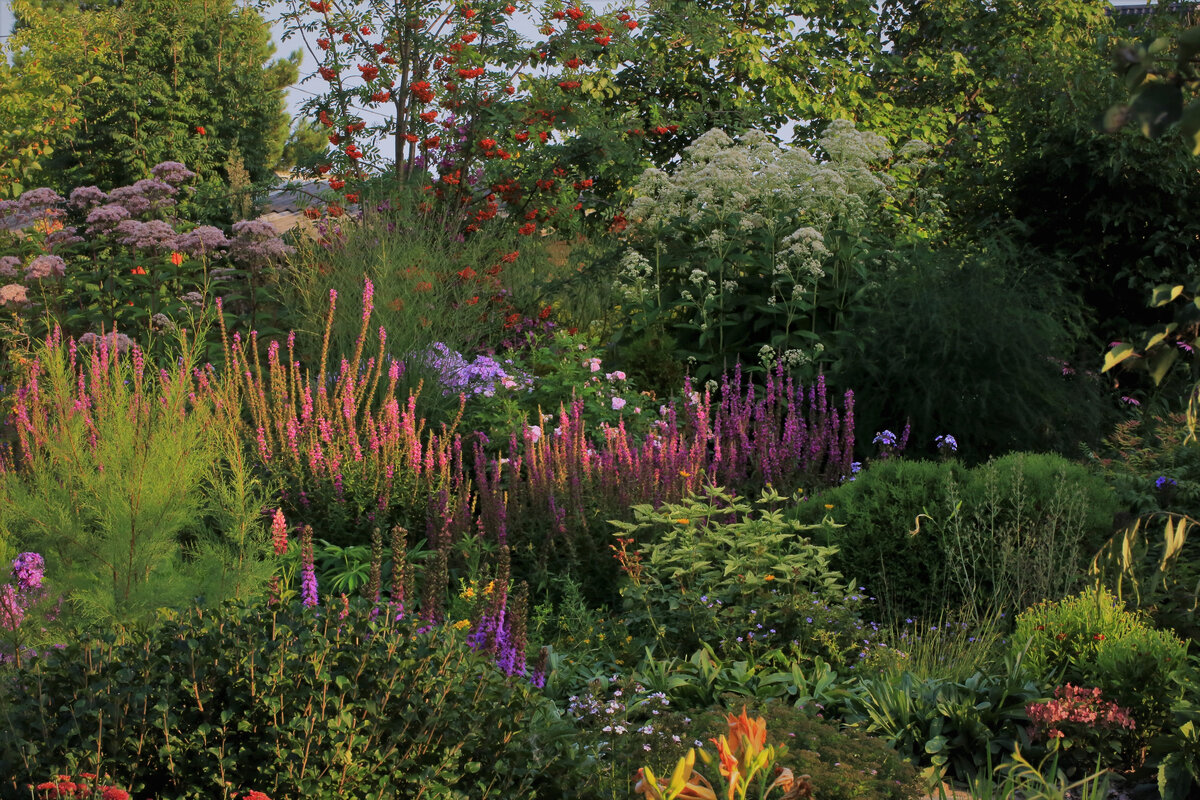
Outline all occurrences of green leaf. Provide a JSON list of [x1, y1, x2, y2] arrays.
[[1150, 283, 1185, 307], [1148, 346, 1180, 386], [1130, 81, 1184, 138], [1103, 343, 1138, 373]]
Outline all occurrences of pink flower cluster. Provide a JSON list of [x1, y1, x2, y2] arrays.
[[1026, 684, 1136, 740]]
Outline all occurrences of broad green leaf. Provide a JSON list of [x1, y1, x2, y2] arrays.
[[1103, 343, 1137, 373], [1150, 283, 1185, 307]]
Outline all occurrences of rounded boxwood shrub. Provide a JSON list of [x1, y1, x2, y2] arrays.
[[0, 598, 559, 799], [793, 453, 1119, 620]]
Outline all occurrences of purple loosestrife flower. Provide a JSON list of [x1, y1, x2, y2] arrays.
[[0, 584, 22, 631], [300, 525, 319, 608]]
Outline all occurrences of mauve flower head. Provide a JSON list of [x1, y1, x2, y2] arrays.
[[174, 225, 230, 257], [0, 256, 20, 278], [108, 180, 177, 217], [25, 254, 66, 280], [228, 220, 294, 270], [0, 283, 29, 307], [44, 226, 84, 251], [17, 187, 64, 212], [78, 330, 134, 354], [68, 186, 109, 210], [113, 219, 178, 251], [179, 290, 205, 307], [11, 552, 44, 591], [150, 161, 196, 186], [85, 203, 131, 234]]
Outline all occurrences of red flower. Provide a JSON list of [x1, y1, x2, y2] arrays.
[[317, 37, 330, 50], [410, 81, 435, 102], [344, 193, 359, 203], [591, 22, 605, 32], [422, 136, 441, 148], [558, 80, 580, 90], [405, 133, 420, 143], [319, 66, 338, 81], [170, 251, 184, 267], [593, 35, 611, 45], [358, 64, 380, 81], [318, 110, 332, 127], [524, 208, 539, 220], [504, 4, 515, 12], [342, 33, 353, 43], [371, 90, 391, 103], [457, 267, 476, 280], [360, 25, 373, 35], [345, 144, 363, 159], [317, 163, 332, 175], [1094, 634, 1106, 641], [328, 204, 344, 217], [576, 22, 591, 31], [195, 125, 206, 135], [1056, 633, 1068, 640], [626, 20, 638, 29], [328, 133, 342, 145], [504, 85, 515, 95], [329, 178, 345, 189], [538, 131, 549, 143], [415, 281, 433, 292], [420, 111, 438, 122], [461, 32, 478, 43], [566, 6, 585, 19], [460, 4, 476, 17], [309, 1, 330, 11], [346, 121, 365, 133], [552, 10, 566, 19], [564, 56, 583, 69], [539, 306, 552, 319], [479, 137, 497, 149], [101, 788, 131, 800], [131, 266, 147, 275], [373, 43, 386, 54], [500, 250, 519, 263], [618, 12, 631, 20], [518, 222, 536, 235], [467, 295, 479, 305]]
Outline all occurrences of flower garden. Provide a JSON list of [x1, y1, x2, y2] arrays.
[[2, 0, 1200, 798]]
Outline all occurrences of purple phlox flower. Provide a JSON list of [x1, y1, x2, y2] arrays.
[[934, 434, 957, 453], [11, 552, 44, 591], [872, 430, 896, 446]]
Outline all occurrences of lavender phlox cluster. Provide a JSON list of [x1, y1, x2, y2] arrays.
[[113, 219, 177, 251], [150, 161, 197, 186], [424, 342, 528, 397], [85, 203, 131, 234], [68, 186, 109, 211], [25, 254, 66, 280], [934, 434, 957, 454], [228, 219, 295, 271], [0, 256, 20, 278], [1, 552, 46, 632], [873, 430, 896, 447], [0, 284, 29, 307], [174, 225, 230, 257]]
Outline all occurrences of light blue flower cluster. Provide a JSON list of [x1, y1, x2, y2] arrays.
[[872, 430, 896, 447], [934, 434, 958, 453]]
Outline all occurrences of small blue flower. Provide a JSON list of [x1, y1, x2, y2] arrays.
[[872, 430, 896, 446], [934, 434, 958, 452], [1156, 475, 1178, 489]]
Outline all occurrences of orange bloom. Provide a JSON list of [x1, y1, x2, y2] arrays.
[[131, 266, 147, 275], [170, 251, 184, 267]]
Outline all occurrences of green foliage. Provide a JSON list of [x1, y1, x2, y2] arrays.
[[1088, 412, 1200, 520], [611, 485, 849, 657], [833, 240, 1113, 461], [23, 0, 296, 195], [0, 334, 276, 632], [0, 598, 557, 799], [1012, 585, 1190, 762], [618, 123, 915, 382], [844, 659, 1041, 787], [794, 454, 1118, 621]]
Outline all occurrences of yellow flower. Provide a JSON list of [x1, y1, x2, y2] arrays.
[[483, 580, 495, 596], [453, 619, 471, 630], [460, 585, 476, 600], [824, 504, 834, 510], [675, 518, 690, 525], [680, 470, 692, 478], [764, 575, 776, 581]]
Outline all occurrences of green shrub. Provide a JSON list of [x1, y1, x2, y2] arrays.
[[832, 239, 1112, 461], [0, 599, 558, 799], [1012, 585, 1190, 762], [611, 485, 853, 660], [794, 453, 1119, 620]]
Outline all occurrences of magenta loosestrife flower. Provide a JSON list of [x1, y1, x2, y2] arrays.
[[12, 552, 44, 591]]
